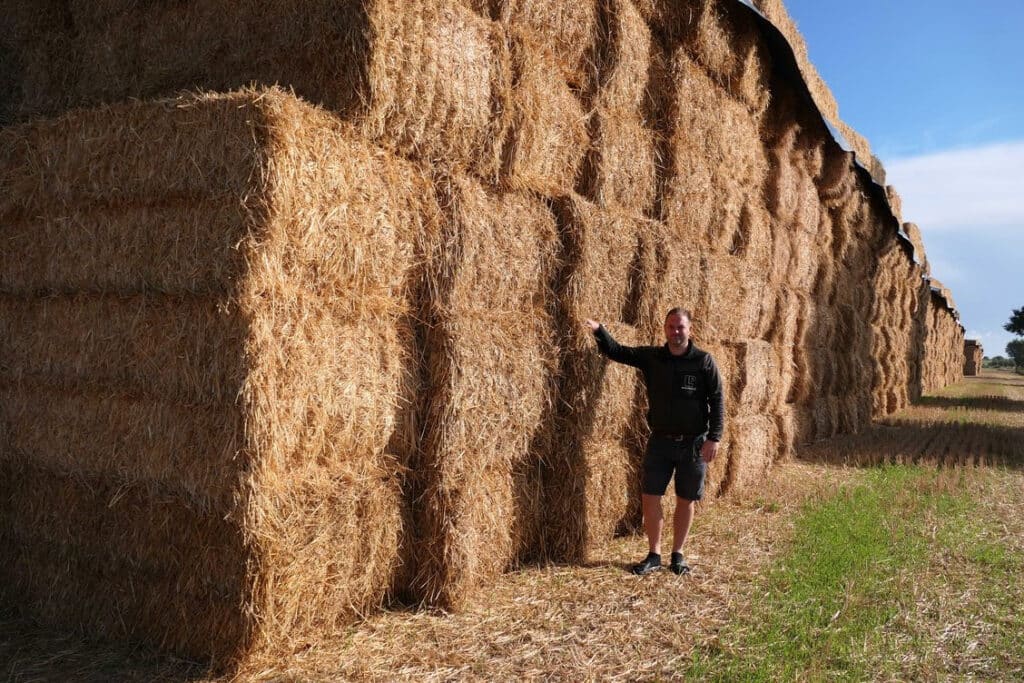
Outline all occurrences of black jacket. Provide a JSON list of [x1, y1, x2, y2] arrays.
[[593, 326, 725, 442]]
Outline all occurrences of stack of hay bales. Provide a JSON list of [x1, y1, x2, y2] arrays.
[[1, 0, 973, 664], [869, 238, 930, 417], [963, 340, 983, 376], [0, 90, 435, 665], [920, 281, 965, 392], [541, 195, 651, 562], [409, 176, 560, 608]]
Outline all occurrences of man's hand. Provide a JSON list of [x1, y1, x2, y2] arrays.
[[584, 318, 601, 332], [701, 439, 719, 463]]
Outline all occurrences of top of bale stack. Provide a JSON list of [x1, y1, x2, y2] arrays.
[[1, 0, 509, 176]]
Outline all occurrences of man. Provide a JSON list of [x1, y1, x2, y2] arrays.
[[585, 308, 724, 575]]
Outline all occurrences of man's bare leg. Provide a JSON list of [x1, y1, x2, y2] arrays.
[[642, 494, 664, 553], [671, 497, 695, 554]]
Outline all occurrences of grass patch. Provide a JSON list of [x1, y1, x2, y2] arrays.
[[685, 465, 1022, 681]]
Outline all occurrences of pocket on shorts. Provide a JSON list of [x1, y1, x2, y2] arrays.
[[691, 434, 706, 461]]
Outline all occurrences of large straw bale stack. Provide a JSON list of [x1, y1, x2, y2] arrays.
[[868, 240, 928, 418], [499, 31, 589, 195], [541, 195, 650, 562], [920, 289, 964, 393], [3, 0, 506, 176], [411, 175, 558, 608], [659, 52, 768, 254], [963, 340, 982, 376], [0, 88, 436, 666]]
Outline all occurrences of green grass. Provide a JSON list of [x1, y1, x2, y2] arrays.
[[684, 465, 1023, 681]]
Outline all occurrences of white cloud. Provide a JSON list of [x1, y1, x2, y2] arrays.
[[885, 140, 1024, 232], [965, 329, 1015, 357]]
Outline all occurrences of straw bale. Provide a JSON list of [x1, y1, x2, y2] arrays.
[[702, 340, 775, 413], [762, 286, 807, 348], [638, 0, 771, 115], [885, 185, 903, 224], [660, 52, 767, 254], [903, 222, 929, 274], [581, 109, 658, 214], [786, 226, 822, 292], [720, 413, 777, 495], [596, 0, 652, 113], [489, 0, 601, 88], [699, 255, 769, 342], [412, 176, 558, 608], [774, 403, 814, 459], [547, 321, 646, 560], [812, 395, 840, 440], [0, 294, 247, 402], [637, 222, 703, 340], [817, 147, 857, 203], [500, 31, 589, 195], [4, 0, 503, 173], [553, 195, 649, 327], [1, 89, 434, 666]]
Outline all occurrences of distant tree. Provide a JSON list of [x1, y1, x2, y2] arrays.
[[1006, 307, 1024, 336], [1007, 340, 1024, 368]]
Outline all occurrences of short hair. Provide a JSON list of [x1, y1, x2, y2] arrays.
[[665, 307, 693, 322]]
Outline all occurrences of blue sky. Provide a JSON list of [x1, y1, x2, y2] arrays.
[[782, 0, 1024, 358]]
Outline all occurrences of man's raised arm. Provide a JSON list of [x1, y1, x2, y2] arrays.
[[585, 319, 643, 367]]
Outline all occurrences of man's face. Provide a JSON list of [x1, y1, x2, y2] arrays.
[[664, 313, 691, 351]]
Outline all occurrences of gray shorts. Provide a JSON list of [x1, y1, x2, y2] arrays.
[[642, 434, 707, 501]]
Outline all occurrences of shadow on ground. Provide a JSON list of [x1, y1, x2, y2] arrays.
[[915, 395, 1024, 413], [797, 384, 1024, 471], [0, 609, 210, 683]]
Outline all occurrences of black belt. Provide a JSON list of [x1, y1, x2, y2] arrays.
[[653, 431, 703, 442]]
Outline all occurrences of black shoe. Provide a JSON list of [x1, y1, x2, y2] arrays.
[[631, 552, 662, 576], [669, 552, 690, 575]]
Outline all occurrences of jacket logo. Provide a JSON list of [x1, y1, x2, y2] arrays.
[[680, 374, 697, 392]]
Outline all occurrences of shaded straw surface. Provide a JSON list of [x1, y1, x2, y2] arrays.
[[410, 175, 559, 608], [541, 196, 651, 562], [0, 88, 434, 667]]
